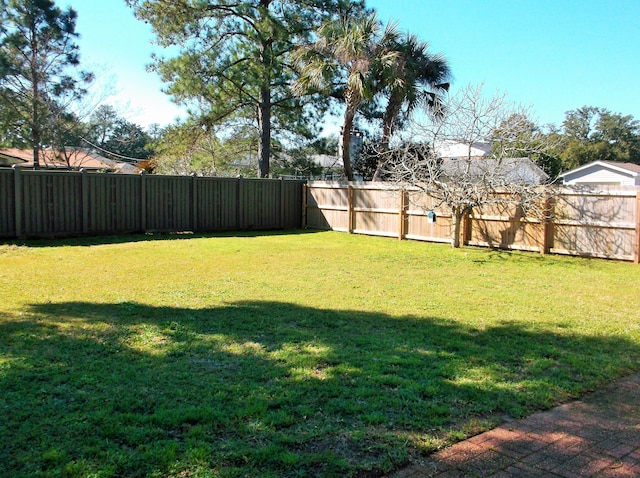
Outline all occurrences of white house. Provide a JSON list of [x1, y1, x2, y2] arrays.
[[442, 157, 548, 185], [435, 140, 492, 159], [559, 161, 640, 187]]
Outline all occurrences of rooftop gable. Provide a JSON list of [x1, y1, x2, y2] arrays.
[[559, 160, 640, 179]]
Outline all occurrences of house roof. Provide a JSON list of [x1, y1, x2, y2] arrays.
[[441, 157, 549, 185], [311, 154, 340, 169], [435, 140, 492, 159], [0, 149, 26, 166], [0, 147, 140, 174], [559, 160, 640, 179]]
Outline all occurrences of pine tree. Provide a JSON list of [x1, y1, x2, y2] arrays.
[[0, 0, 92, 168]]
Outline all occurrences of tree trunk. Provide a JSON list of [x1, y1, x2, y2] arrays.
[[371, 117, 391, 181], [373, 99, 401, 181], [257, 6, 272, 179], [30, 25, 40, 170], [32, 125, 40, 170], [451, 208, 465, 248], [257, 85, 271, 178], [341, 106, 356, 181]]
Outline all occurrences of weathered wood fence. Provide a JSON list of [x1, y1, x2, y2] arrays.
[[0, 168, 304, 238], [304, 181, 640, 263], [3, 170, 639, 263]]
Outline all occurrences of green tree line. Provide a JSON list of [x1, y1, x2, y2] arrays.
[[1, 0, 639, 178]]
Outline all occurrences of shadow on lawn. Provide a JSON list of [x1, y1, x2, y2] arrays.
[[1, 301, 638, 477], [3, 228, 322, 248]]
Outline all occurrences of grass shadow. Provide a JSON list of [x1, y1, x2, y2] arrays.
[[1, 300, 638, 477], [1, 228, 322, 249]]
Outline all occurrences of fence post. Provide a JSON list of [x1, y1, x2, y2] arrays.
[[280, 177, 285, 229], [140, 171, 147, 232], [81, 169, 89, 234], [348, 183, 354, 233], [12, 166, 22, 238], [191, 173, 198, 233], [302, 183, 308, 229], [237, 176, 244, 229], [398, 189, 408, 240], [541, 195, 555, 255], [634, 191, 640, 264]]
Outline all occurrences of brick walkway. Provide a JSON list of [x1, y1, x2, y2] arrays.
[[388, 373, 640, 477]]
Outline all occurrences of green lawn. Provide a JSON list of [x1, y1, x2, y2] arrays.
[[1, 230, 639, 477]]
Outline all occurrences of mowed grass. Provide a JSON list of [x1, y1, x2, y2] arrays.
[[1, 230, 639, 477]]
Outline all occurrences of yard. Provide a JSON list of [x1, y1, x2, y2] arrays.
[[1, 230, 639, 477]]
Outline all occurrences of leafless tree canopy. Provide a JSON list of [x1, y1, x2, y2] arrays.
[[377, 84, 558, 247]]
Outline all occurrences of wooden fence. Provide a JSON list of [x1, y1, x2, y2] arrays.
[[0, 168, 304, 239], [304, 181, 640, 263], [2, 170, 639, 263]]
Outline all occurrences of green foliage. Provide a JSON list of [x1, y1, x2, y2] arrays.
[[309, 135, 339, 156], [482, 105, 640, 175], [85, 104, 120, 148], [127, 0, 357, 177], [293, 13, 452, 181], [292, 10, 399, 180], [272, 144, 324, 178], [377, 33, 450, 148], [0, 88, 30, 147], [103, 120, 152, 160], [1, 232, 639, 477], [559, 106, 640, 168], [353, 137, 386, 180], [0, 0, 93, 163], [83, 105, 153, 161], [270, 135, 339, 178], [151, 120, 257, 176], [491, 113, 564, 177]]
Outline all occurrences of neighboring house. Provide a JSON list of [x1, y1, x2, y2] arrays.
[[276, 154, 342, 180], [559, 161, 640, 187], [436, 140, 492, 159], [0, 147, 140, 174], [310, 154, 343, 179], [441, 157, 549, 185], [299, 153, 546, 184], [0, 150, 25, 167]]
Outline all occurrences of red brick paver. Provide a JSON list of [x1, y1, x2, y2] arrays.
[[387, 373, 640, 477]]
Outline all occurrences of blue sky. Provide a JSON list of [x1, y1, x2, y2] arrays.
[[67, 0, 640, 129]]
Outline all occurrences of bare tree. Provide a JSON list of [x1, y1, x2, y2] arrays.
[[379, 84, 558, 247]]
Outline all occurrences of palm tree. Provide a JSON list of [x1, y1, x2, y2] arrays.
[[373, 34, 451, 180], [293, 13, 399, 180]]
